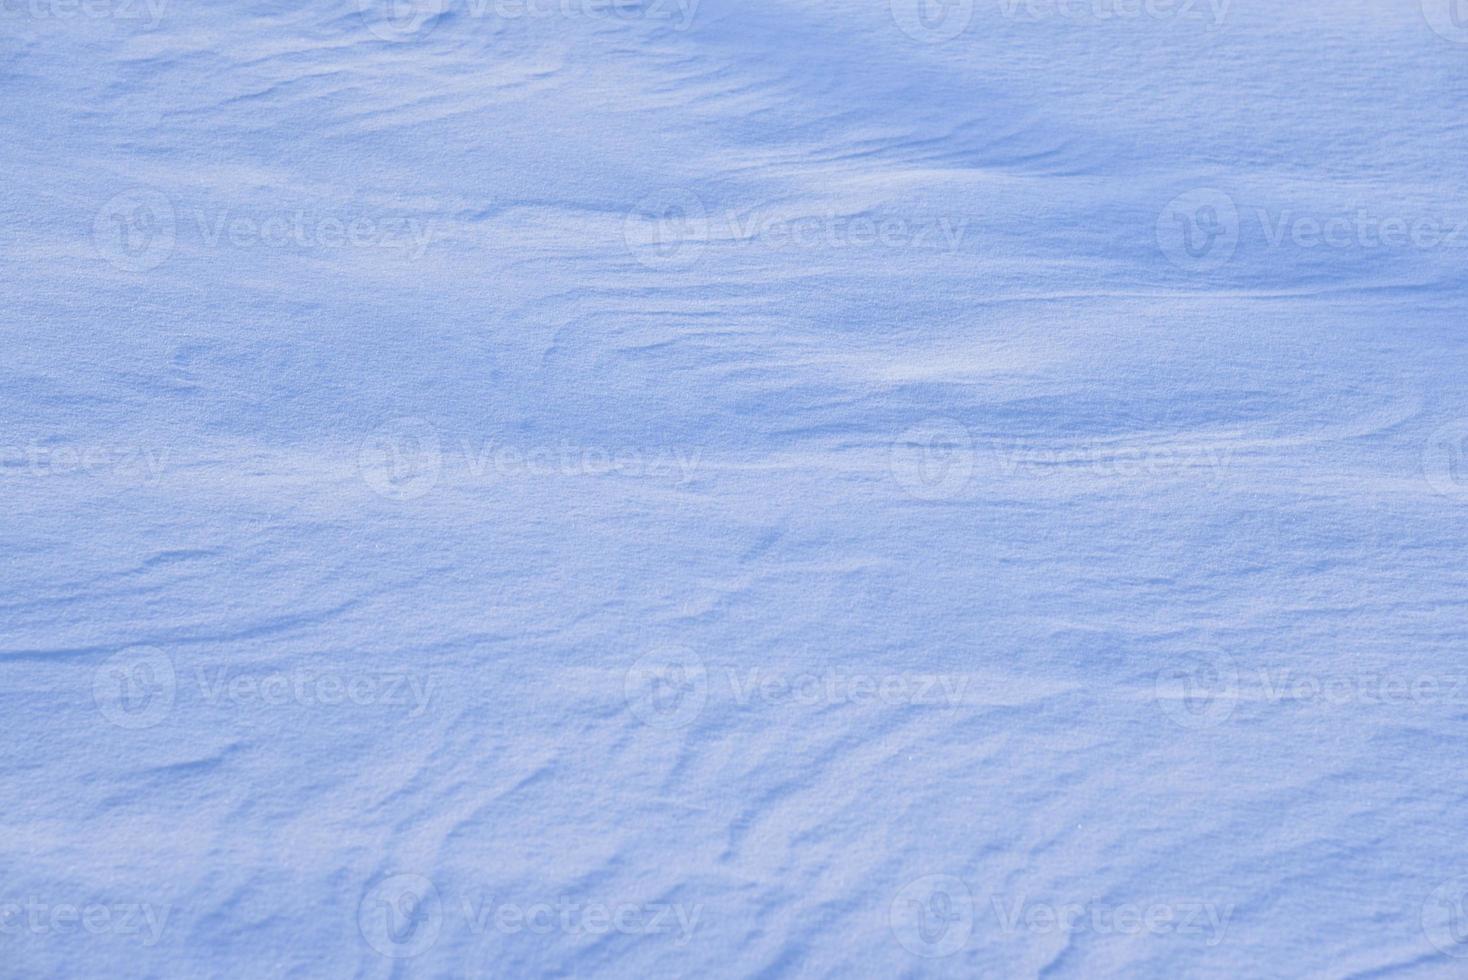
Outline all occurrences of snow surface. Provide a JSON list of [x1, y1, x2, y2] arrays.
[[4, 0, 1468, 975]]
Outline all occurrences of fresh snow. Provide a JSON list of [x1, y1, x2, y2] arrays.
[[4, 0, 1468, 976]]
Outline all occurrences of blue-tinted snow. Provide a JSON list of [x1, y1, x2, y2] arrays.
[[3, 0, 1468, 976]]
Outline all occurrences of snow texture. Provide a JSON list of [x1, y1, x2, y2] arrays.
[[3, 0, 1468, 976]]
